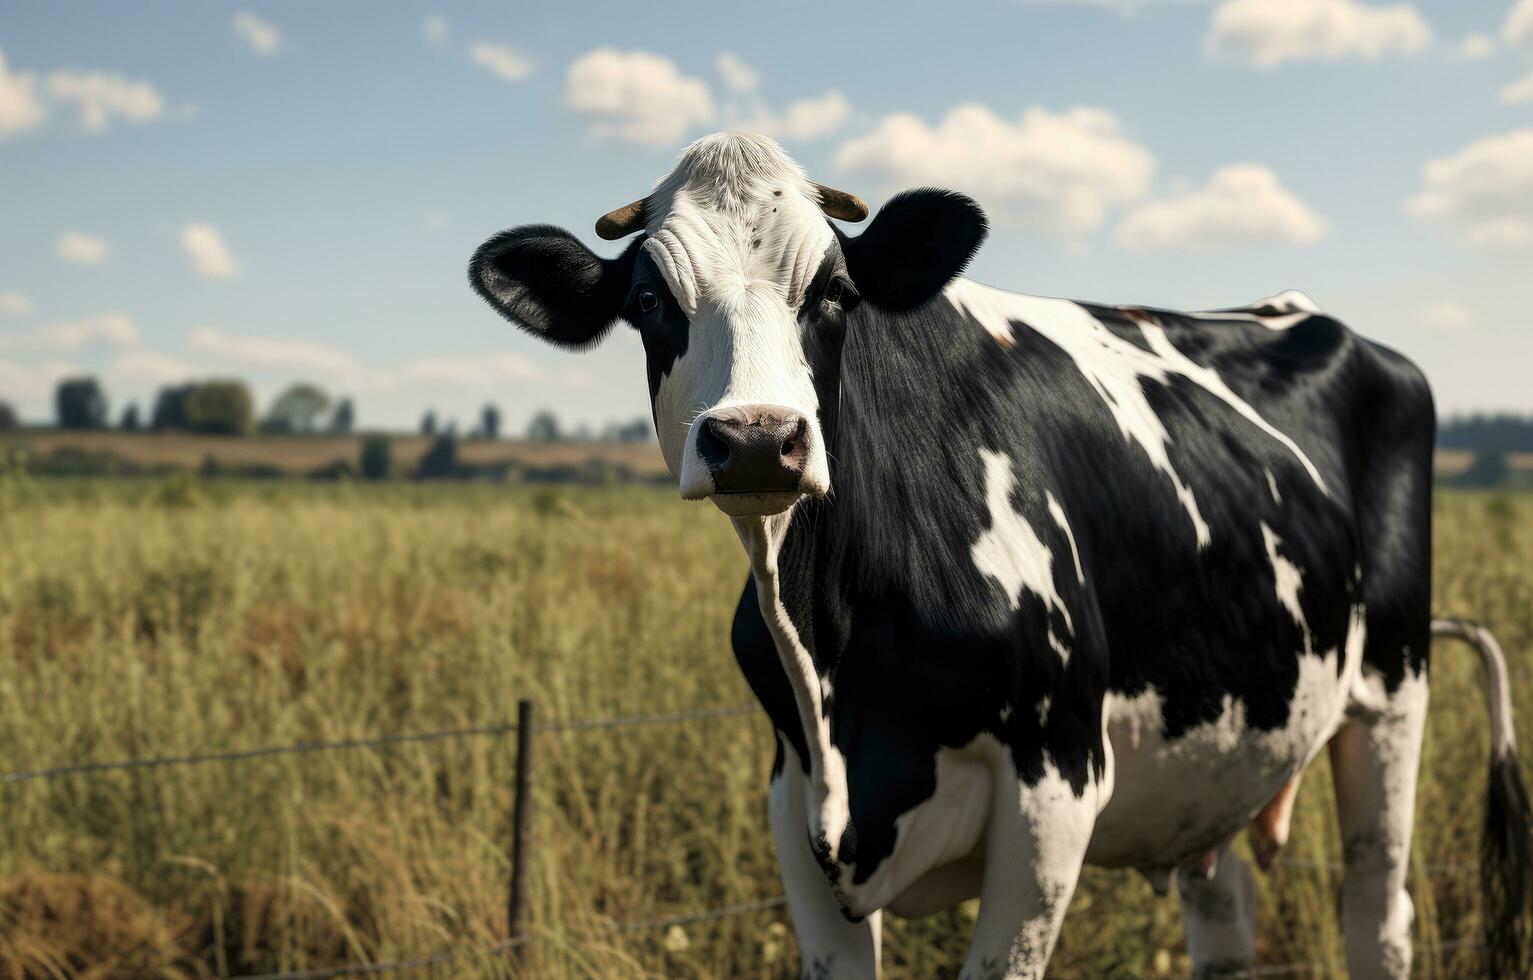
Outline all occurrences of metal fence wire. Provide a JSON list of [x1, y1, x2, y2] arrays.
[[0, 699, 1486, 979]]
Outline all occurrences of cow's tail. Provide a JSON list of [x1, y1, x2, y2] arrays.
[[1432, 617, 1532, 976]]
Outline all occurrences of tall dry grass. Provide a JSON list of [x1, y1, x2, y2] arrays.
[[0, 472, 1527, 978]]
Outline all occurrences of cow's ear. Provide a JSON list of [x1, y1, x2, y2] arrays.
[[841, 189, 988, 312], [469, 225, 641, 349]]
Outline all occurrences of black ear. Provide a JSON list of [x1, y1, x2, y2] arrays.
[[841, 189, 988, 312], [469, 225, 641, 349]]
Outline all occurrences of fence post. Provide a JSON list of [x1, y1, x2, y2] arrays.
[[509, 698, 535, 965]]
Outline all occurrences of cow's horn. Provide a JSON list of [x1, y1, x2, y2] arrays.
[[595, 199, 647, 240], [813, 183, 869, 223]]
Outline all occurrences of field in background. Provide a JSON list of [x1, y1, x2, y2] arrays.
[[1, 429, 670, 479], [0, 475, 1528, 978]]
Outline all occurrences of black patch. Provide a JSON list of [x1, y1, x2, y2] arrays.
[[468, 225, 641, 348], [840, 189, 987, 312], [625, 251, 692, 405], [1483, 748, 1533, 976]]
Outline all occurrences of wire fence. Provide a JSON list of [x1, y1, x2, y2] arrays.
[[0, 703, 757, 785], [0, 698, 1489, 979]]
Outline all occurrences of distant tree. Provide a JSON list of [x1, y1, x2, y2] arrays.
[[360, 434, 392, 480], [119, 403, 141, 431], [1440, 414, 1533, 455], [526, 410, 562, 442], [56, 377, 108, 430], [0, 401, 17, 431], [263, 383, 331, 434], [420, 410, 437, 437], [572, 422, 593, 442], [151, 384, 194, 431], [480, 403, 501, 440], [328, 397, 355, 434], [416, 433, 458, 479], [444, 419, 459, 438], [1451, 451, 1511, 489], [185, 380, 255, 435], [614, 417, 653, 443]]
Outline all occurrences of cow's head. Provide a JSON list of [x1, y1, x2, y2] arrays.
[[470, 133, 985, 518]]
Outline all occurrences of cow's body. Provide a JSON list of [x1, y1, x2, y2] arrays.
[[733, 277, 1434, 974], [469, 133, 1531, 979]]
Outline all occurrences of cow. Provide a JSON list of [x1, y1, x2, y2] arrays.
[[469, 133, 1532, 979]]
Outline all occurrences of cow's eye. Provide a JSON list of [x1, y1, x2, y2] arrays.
[[822, 276, 857, 313], [638, 287, 658, 313]]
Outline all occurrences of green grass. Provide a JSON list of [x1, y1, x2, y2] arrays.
[[0, 472, 1528, 978]]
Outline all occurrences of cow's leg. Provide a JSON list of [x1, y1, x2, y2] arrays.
[[1328, 673, 1428, 980], [770, 746, 880, 979], [960, 767, 1098, 980], [1177, 843, 1259, 979]]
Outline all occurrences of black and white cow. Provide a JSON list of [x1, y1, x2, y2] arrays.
[[470, 133, 1532, 979]]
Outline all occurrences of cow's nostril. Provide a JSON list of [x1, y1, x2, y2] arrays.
[[781, 439, 796, 457], [696, 418, 732, 470]]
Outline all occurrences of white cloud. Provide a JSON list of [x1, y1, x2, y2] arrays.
[[1501, 67, 1533, 104], [0, 49, 47, 139], [46, 69, 167, 131], [0, 311, 139, 351], [833, 104, 1155, 238], [111, 350, 202, 384], [423, 15, 449, 46], [564, 48, 713, 146], [1115, 164, 1327, 251], [188, 325, 358, 376], [56, 231, 108, 265], [1406, 128, 1533, 247], [180, 223, 240, 279], [715, 51, 759, 93], [1204, 0, 1432, 69], [469, 41, 536, 83], [232, 11, 281, 55], [1452, 33, 1497, 60], [0, 358, 79, 404], [1507, 0, 1533, 45], [1420, 301, 1475, 330], [0, 292, 32, 316], [734, 90, 852, 142], [1020, 0, 1214, 5]]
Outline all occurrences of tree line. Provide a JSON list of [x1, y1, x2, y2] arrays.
[[0, 376, 652, 445]]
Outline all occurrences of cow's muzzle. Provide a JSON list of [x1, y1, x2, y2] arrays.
[[686, 404, 825, 516]]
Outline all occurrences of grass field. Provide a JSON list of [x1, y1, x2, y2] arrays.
[[0, 470, 1528, 978]]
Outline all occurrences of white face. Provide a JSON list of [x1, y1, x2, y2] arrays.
[[633, 135, 839, 517]]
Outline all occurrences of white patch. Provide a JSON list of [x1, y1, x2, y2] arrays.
[[770, 742, 881, 976], [963, 751, 1101, 978], [1265, 468, 1282, 505], [1046, 491, 1085, 587], [638, 135, 835, 504], [1261, 521, 1312, 654], [1192, 289, 1322, 331], [947, 279, 1328, 548], [1091, 605, 1366, 869], [971, 449, 1073, 664], [1255, 288, 1321, 314], [737, 515, 851, 855]]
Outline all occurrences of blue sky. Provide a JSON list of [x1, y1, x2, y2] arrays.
[[2, 0, 1532, 431]]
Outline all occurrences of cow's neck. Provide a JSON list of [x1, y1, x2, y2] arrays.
[[728, 295, 960, 845], [732, 510, 852, 847]]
